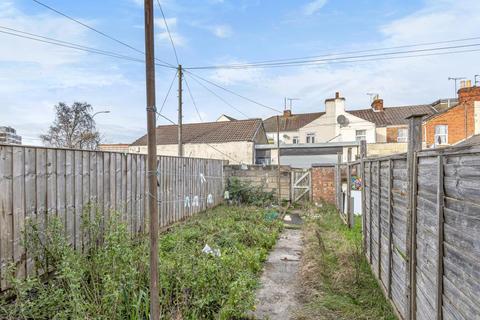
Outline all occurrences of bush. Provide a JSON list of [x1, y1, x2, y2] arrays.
[[0, 206, 282, 320], [227, 177, 275, 206]]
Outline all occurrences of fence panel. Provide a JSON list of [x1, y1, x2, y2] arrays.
[[348, 143, 480, 320], [0, 144, 224, 291]]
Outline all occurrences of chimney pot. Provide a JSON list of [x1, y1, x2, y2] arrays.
[[371, 98, 384, 112], [283, 109, 292, 117], [335, 92, 340, 99]]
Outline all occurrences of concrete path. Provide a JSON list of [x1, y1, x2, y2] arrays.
[[252, 227, 303, 319]]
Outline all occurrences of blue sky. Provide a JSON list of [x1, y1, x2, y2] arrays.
[[1, 0, 479, 145]]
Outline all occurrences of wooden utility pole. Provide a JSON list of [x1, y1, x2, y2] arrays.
[[143, 0, 159, 318], [178, 64, 183, 157], [276, 115, 281, 204]]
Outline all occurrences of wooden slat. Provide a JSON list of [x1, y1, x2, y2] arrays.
[[24, 148, 36, 276], [74, 150, 82, 251], [35, 148, 47, 274], [0, 146, 13, 289], [12, 147, 25, 280], [65, 151, 75, 247]]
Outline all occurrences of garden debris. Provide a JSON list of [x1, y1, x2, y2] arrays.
[[264, 210, 279, 221], [202, 244, 221, 257]]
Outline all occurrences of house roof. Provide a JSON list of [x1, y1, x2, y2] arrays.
[[131, 118, 264, 146], [263, 104, 437, 132], [263, 112, 325, 132], [348, 104, 436, 126]]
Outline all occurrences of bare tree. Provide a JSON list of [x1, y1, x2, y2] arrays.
[[40, 102, 101, 150]]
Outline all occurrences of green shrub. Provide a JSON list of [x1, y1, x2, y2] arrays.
[[0, 206, 282, 320], [227, 177, 275, 206]]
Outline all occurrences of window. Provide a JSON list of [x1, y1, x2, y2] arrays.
[[292, 136, 299, 144], [434, 125, 448, 146], [306, 133, 315, 144], [397, 128, 408, 143], [355, 130, 366, 142]]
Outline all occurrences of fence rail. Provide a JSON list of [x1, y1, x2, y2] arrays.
[[336, 120, 480, 319], [0, 144, 224, 291]]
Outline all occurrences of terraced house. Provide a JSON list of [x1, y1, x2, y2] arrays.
[[260, 92, 468, 163], [129, 118, 268, 164]]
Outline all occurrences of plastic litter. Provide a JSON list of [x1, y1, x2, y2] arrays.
[[264, 210, 279, 221], [202, 244, 221, 257]]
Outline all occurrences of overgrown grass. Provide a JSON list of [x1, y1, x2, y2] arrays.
[[294, 203, 395, 320], [0, 205, 283, 320]]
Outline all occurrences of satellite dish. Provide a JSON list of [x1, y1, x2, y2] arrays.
[[283, 134, 290, 139], [337, 115, 349, 127]]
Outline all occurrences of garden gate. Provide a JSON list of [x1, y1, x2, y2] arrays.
[[291, 168, 311, 202]]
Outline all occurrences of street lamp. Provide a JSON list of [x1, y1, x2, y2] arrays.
[[92, 110, 110, 118]]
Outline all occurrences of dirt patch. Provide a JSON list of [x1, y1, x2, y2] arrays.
[[251, 228, 303, 319]]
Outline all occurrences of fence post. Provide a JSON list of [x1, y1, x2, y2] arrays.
[[346, 162, 351, 227], [377, 161, 382, 279], [387, 159, 393, 299], [405, 113, 425, 320], [336, 152, 342, 211], [436, 155, 445, 320], [360, 140, 367, 251], [369, 160, 373, 264]]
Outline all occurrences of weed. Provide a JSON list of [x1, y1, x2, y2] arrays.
[[226, 177, 275, 206], [0, 206, 282, 320], [294, 203, 395, 320]]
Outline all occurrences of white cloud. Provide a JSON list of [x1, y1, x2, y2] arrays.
[[0, 2, 142, 145], [208, 60, 265, 85], [223, 0, 480, 117], [211, 24, 233, 38], [302, 0, 328, 15], [154, 17, 186, 46]]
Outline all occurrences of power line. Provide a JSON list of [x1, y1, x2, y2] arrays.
[[184, 77, 203, 122], [185, 70, 282, 113], [177, 79, 245, 163], [185, 73, 250, 118], [0, 26, 174, 68], [186, 42, 480, 70], [158, 70, 178, 114], [31, 0, 175, 67], [155, 111, 176, 125], [198, 35, 480, 67], [156, 0, 179, 65]]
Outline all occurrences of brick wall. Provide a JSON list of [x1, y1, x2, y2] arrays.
[[311, 165, 336, 204], [424, 86, 480, 147], [223, 164, 291, 201], [386, 126, 408, 143]]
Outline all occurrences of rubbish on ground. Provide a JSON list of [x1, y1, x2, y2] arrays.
[[283, 215, 292, 222], [224, 190, 230, 200], [264, 210, 279, 221], [202, 244, 221, 257]]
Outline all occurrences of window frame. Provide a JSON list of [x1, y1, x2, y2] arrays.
[[355, 129, 367, 142], [434, 125, 448, 146], [292, 136, 299, 144], [397, 128, 408, 143], [306, 133, 316, 144]]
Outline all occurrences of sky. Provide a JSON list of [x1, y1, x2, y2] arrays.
[[1, 0, 480, 145]]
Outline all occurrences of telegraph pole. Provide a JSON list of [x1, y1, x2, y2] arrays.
[[276, 115, 281, 204], [178, 64, 183, 157], [143, 0, 159, 319]]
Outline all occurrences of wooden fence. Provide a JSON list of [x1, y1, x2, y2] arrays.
[[0, 144, 224, 291], [338, 116, 480, 320]]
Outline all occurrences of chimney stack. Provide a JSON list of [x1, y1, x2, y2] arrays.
[[283, 109, 292, 117], [458, 80, 480, 103], [371, 97, 384, 112]]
